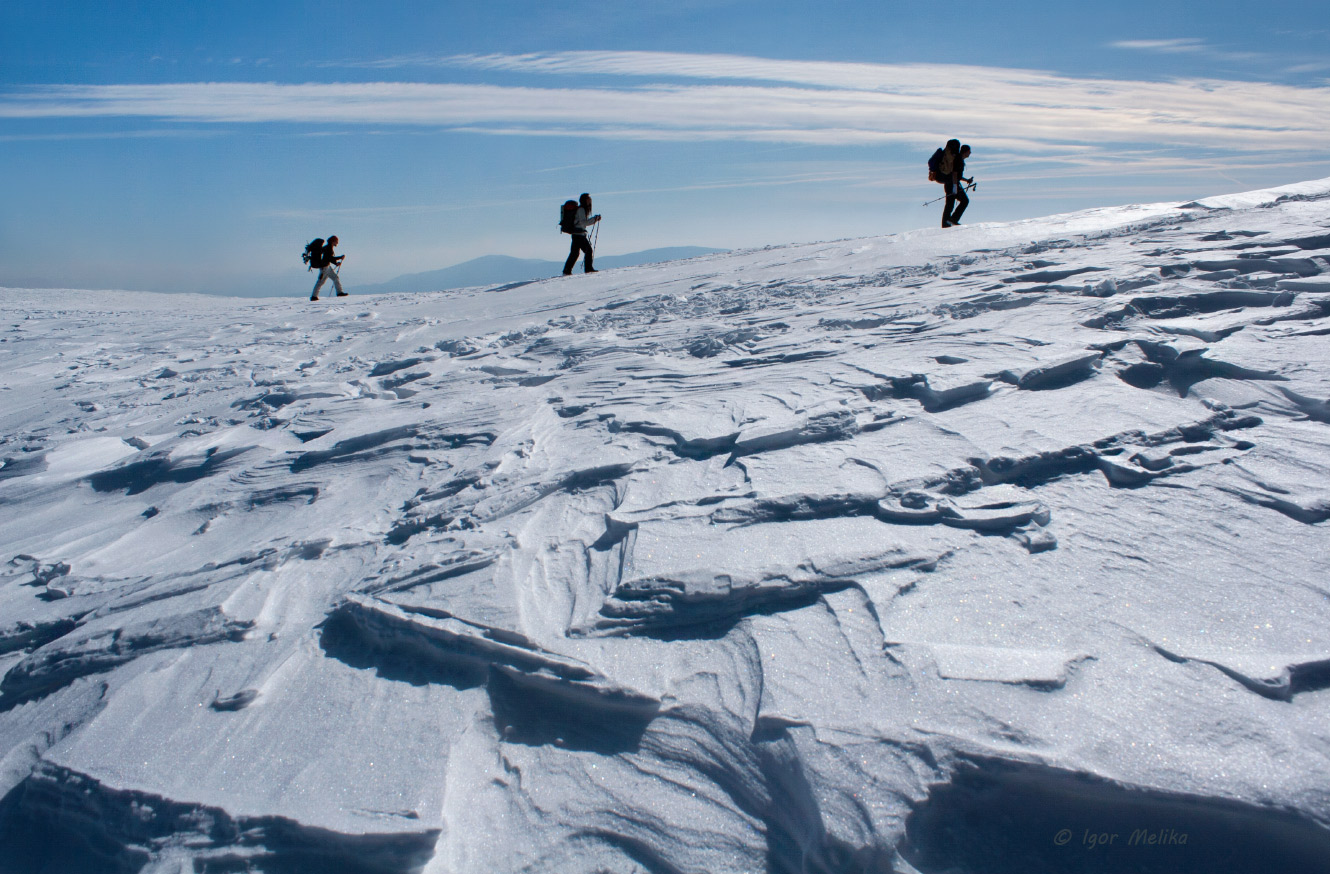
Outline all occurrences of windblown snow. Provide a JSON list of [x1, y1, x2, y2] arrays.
[[3, 180, 1330, 874]]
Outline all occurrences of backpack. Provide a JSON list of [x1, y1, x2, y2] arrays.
[[927, 148, 944, 182], [559, 200, 578, 234], [302, 238, 325, 270]]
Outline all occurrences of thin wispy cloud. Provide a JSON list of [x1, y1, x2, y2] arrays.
[[2, 52, 1327, 157], [443, 51, 1066, 91], [0, 128, 225, 142], [1108, 38, 1264, 64], [1110, 38, 1209, 53]]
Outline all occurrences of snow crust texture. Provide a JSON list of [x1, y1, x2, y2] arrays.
[[3, 180, 1330, 872]]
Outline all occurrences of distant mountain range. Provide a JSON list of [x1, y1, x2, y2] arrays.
[[351, 248, 727, 295]]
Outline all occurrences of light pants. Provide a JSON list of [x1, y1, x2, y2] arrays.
[[311, 264, 343, 298]]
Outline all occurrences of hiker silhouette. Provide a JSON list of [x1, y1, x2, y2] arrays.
[[562, 193, 601, 275], [928, 141, 975, 227], [309, 235, 347, 301]]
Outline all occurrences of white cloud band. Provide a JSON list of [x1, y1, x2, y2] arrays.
[[2, 52, 1327, 153]]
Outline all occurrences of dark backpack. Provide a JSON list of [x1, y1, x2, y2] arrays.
[[927, 148, 945, 181], [559, 200, 578, 234], [302, 238, 325, 270]]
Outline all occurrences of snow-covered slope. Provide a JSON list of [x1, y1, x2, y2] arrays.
[[3, 180, 1330, 873], [352, 248, 728, 296]]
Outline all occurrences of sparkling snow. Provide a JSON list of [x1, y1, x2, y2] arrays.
[[2, 180, 1330, 873]]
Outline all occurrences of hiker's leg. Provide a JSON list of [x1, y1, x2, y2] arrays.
[[329, 267, 344, 295], [942, 182, 956, 227], [950, 188, 969, 223], [563, 237, 581, 274], [311, 270, 327, 298], [581, 236, 594, 272]]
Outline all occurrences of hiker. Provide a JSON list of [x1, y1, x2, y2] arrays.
[[928, 140, 974, 228], [947, 145, 975, 226], [562, 193, 600, 275], [310, 235, 346, 301]]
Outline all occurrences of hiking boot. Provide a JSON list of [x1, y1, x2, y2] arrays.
[[310, 296, 319, 301], [336, 292, 349, 296], [585, 268, 597, 273], [941, 221, 952, 228]]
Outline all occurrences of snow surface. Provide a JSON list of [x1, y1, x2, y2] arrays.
[[2, 179, 1330, 873]]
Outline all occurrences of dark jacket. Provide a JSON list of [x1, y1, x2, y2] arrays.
[[320, 243, 341, 268]]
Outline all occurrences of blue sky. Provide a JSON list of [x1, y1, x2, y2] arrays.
[[2, 1, 1328, 296]]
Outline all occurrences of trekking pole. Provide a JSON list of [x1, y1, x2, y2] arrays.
[[922, 181, 977, 207], [591, 219, 600, 251]]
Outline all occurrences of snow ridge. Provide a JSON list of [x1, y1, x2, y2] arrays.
[[3, 179, 1330, 871]]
